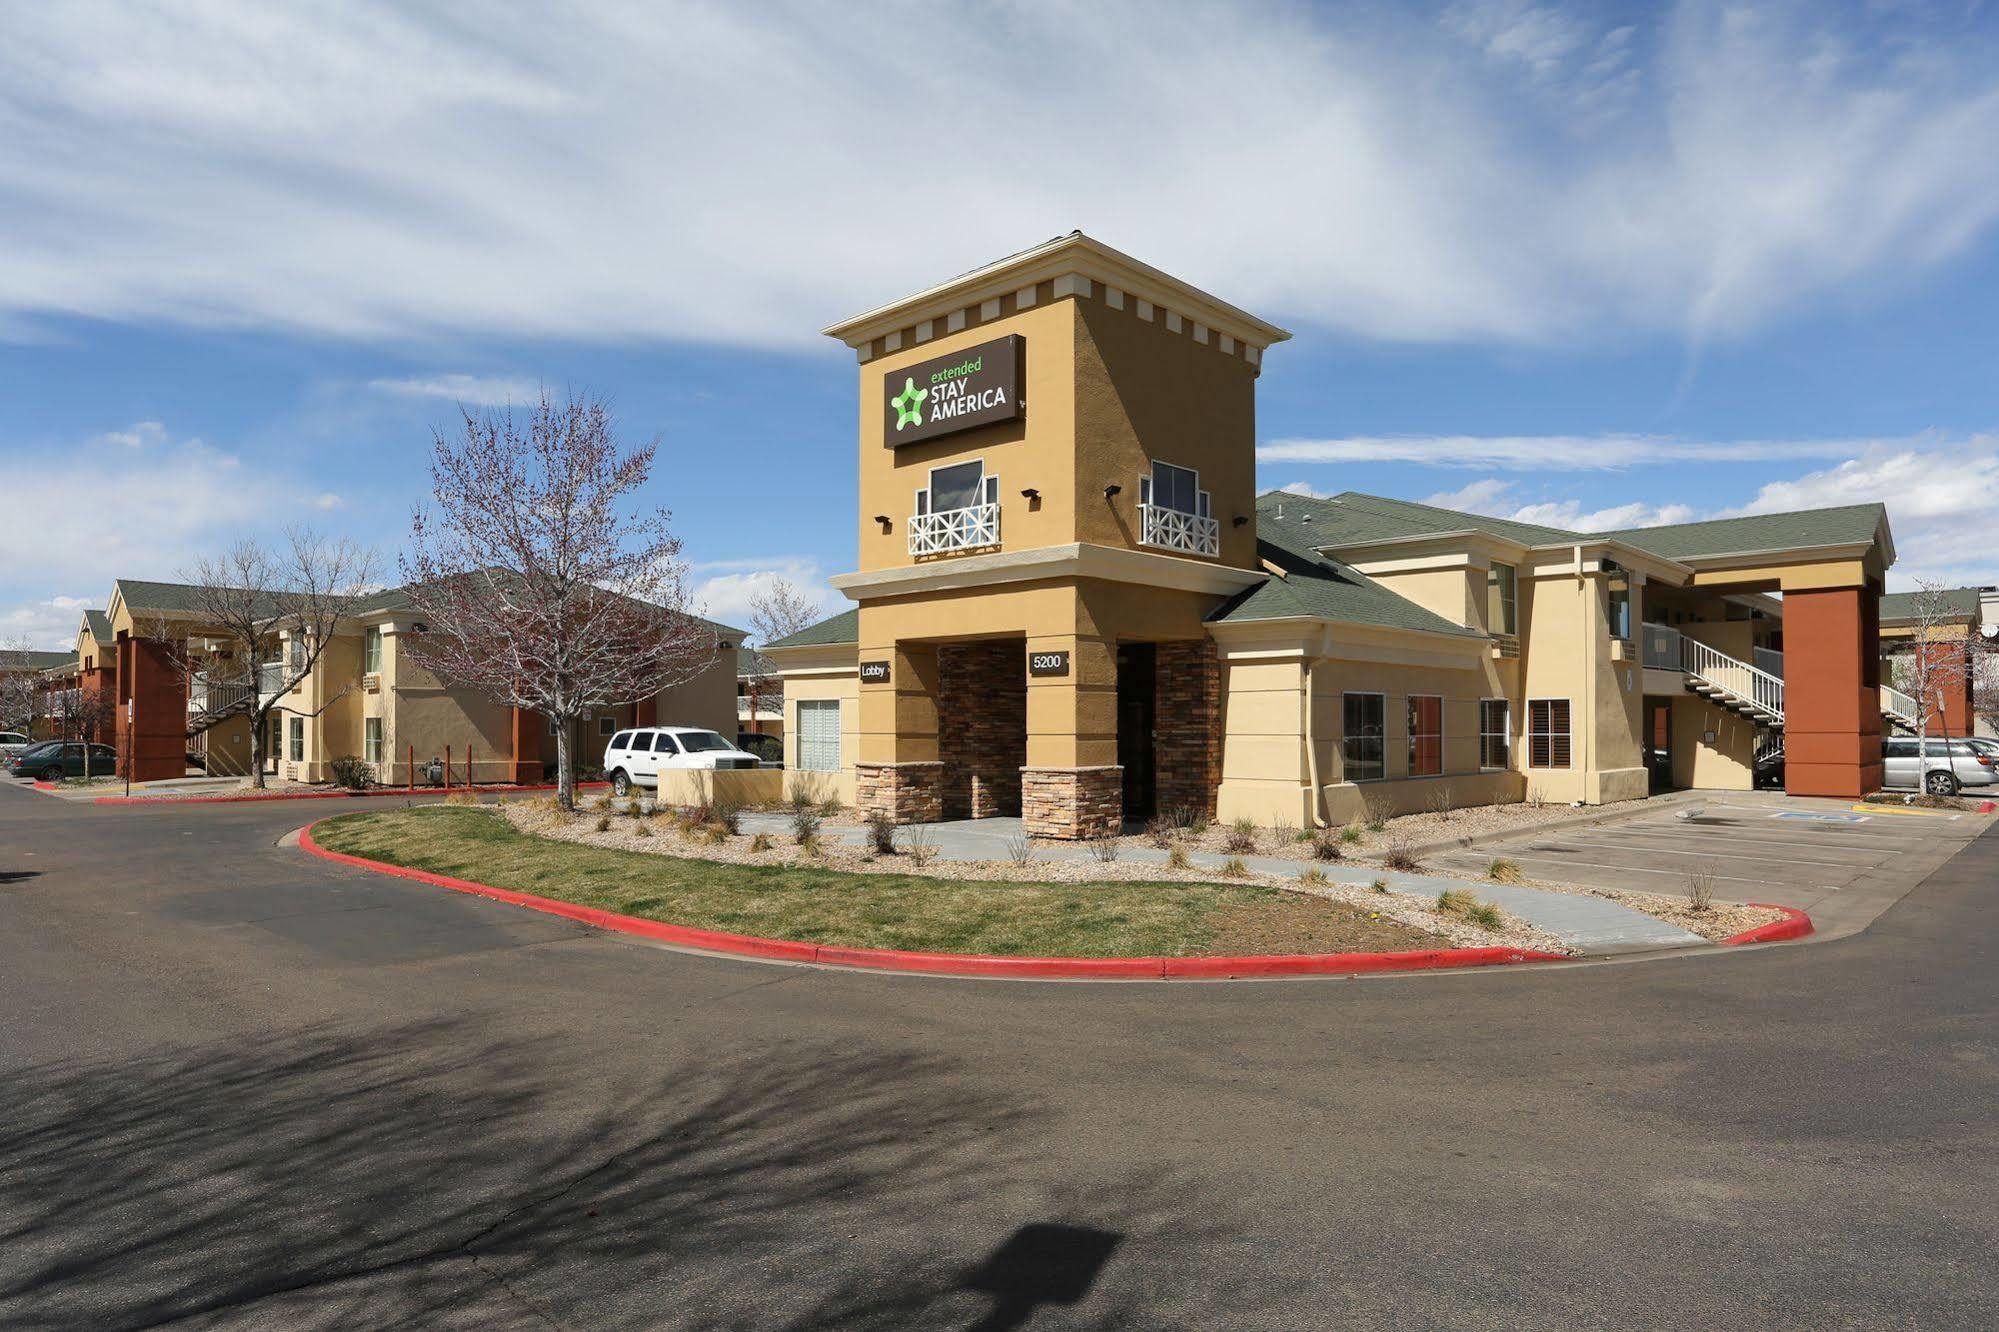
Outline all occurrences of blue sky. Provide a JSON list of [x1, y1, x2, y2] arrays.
[[4, 0, 1999, 648]]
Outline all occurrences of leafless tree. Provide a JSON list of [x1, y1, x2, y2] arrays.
[[0, 636, 41, 735], [45, 677, 115, 748], [400, 391, 715, 809], [167, 528, 379, 789], [1891, 579, 1987, 792], [742, 577, 819, 737]]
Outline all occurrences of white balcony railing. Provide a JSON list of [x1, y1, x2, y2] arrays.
[[1683, 637, 1785, 722], [1138, 503, 1220, 557], [188, 676, 255, 719], [1882, 684, 1919, 724], [257, 660, 289, 697], [1640, 623, 1683, 670], [908, 502, 1000, 556]]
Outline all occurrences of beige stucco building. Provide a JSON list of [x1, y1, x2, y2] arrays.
[[765, 233, 1903, 837]]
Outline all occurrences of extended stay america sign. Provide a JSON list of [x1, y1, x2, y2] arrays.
[[883, 334, 1024, 447]]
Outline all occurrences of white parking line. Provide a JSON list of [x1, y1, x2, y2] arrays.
[[1612, 824, 1920, 852], [1550, 837, 1868, 869]]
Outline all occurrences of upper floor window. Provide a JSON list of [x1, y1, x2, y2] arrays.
[[1488, 563, 1517, 635], [1138, 461, 1219, 557], [363, 626, 383, 674], [1607, 579, 1632, 641], [910, 459, 1001, 555]]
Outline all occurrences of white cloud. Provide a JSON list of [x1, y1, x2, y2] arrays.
[[98, 419, 166, 448], [312, 492, 345, 510], [688, 558, 843, 637], [368, 374, 539, 407], [0, 3, 1996, 348], [1260, 433, 1885, 470], [0, 597, 92, 652], [1419, 478, 1517, 511], [1420, 478, 1694, 531]]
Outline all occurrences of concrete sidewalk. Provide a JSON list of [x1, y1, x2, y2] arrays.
[[739, 813, 1706, 956]]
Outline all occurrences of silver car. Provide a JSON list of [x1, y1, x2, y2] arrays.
[[1881, 736, 1999, 795]]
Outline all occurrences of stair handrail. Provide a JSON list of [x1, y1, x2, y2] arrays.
[[1681, 637, 1785, 722], [1881, 683, 1918, 721]]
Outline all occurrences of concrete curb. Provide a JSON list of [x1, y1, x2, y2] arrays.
[[296, 818, 1569, 982], [90, 780, 609, 807], [1722, 904, 1815, 946], [1393, 792, 1706, 860]]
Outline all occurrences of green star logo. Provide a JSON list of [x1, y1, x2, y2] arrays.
[[891, 377, 927, 430]]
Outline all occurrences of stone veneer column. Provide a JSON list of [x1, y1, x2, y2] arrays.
[[855, 760, 945, 823], [1153, 639, 1223, 819], [937, 641, 1027, 819], [1021, 766, 1122, 839]]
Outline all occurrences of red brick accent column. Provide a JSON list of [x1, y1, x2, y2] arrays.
[[1154, 640, 1222, 820], [1785, 586, 1883, 797], [118, 637, 188, 783], [635, 697, 658, 727], [508, 706, 542, 784], [1917, 640, 1975, 736], [937, 641, 1027, 819], [856, 761, 944, 824], [1021, 766, 1122, 839]]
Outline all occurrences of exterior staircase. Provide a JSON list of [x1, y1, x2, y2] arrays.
[[1643, 624, 1922, 737], [1880, 684, 1920, 733], [186, 675, 258, 738]]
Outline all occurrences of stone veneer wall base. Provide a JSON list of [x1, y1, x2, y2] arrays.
[[855, 761, 944, 825], [1021, 765, 1123, 840]]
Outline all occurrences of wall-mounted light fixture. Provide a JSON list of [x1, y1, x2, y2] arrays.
[[1020, 488, 1040, 501], [1232, 514, 1249, 527], [874, 514, 892, 533], [1102, 484, 1122, 499]]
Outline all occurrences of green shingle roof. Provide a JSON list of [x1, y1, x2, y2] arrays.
[[766, 608, 858, 649], [2, 650, 76, 671], [1879, 587, 1981, 621], [1600, 504, 1887, 561], [83, 609, 112, 644]]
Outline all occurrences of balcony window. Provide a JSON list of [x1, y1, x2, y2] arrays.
[[1607, 580, 1632, 641], [909, 460, 1000, 555], [1487, 563, 1517, 635], [1137, 461, 1219, 557]]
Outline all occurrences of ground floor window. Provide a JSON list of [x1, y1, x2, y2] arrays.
[[288, 715, 304, 762], [1480, 699, 1511, 770], [1528, 699, 1571, 769], [797, 698, 840, 772], [1342, 693, 1385, 781], [364, 716, 383, 764], [598, 715, 616, 736], [1406, 695, 1442, 776]]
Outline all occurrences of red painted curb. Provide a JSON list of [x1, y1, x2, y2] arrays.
[[295, 818, 1572, 982], [1979, 801, 1997, 814], [1721, 904, 1815, 946], [92, 780, 609, 807]]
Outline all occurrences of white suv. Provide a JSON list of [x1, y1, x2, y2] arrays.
[[604, 726, 762, 795]]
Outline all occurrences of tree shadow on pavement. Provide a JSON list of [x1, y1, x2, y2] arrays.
[[0, 1016, 1221, 1329]]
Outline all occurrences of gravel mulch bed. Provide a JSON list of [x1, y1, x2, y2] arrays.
[[499, 800, 1570, 955], [1576, 887, 1786, 944]]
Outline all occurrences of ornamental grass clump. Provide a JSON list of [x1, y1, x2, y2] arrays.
[[1436, 889, 1503, 930], [1297, 867, 1329, 886], [1223, 818, 1259, 855], [633, 820, 653, 838], [1006, 836, 1036, 867], [1145, 814, 1177, 849], [1371, 878, 1390, 894], [1220, 856, 1250, 878], [1166, 845, 1192, 870], [1381, 843, 1421, 872], [1340, 822, 1364, 845], [1486, 857, 1523, 884], [749, 832, 773, 853], [1687, 864, 1717, 915], [1310, 828, 1343, 862], [593, 814, 612, 833]]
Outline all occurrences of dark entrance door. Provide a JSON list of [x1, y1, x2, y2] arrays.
[[1116, 643, 1156, 824], [1645, 697, 1674, 794]]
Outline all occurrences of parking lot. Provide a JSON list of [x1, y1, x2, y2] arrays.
[[1431, 791, 1994, 937]]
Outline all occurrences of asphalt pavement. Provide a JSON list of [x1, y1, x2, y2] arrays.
[[1, 783, 1994, 1330]]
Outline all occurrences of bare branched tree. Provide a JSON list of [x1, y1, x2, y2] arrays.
[[169, 528, 379, 789], [0, 636, 41, 736], [743, 577, 819, 737], [1891, 580, 1985, 792], [400, 391, 715, 809], [45, 675, 115, 747]]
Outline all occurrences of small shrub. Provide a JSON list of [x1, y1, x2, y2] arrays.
[[626, 797, 644, 818], [1298, 867, 1329, 886], [1310, 828, 1343, 862], [702, 822, 729, 845], [1426, 785, 1455, 822], [1270, 815, 1295, 845], [634, 820, 653, 838], [593, 794, 614, 812], [797, 832, 822, 857], [328, 755, 372, 791], [791, 803, 822, 845], [1145, 815, 1176, 849], [865, 810, 898, 856], [1006, 836, 1036, 867], [1089, 835, 1120, 864], [1687, 864, 1717, 915], [1381, 843, 1421, 872], [1486, 857, 1523, 884], [1222, 817, 1259, 855], [593, 814, 612, 832], [1187, 812, 1211, 838], [1220, 856, 1250, 878], [818, 796, 843, 817], [1166, 845, 1191, 870], [750, 832, 773, 853], [1370, 878, 1390, 894], [1361, 791, 1393, 832], [904, 828, 936, 868], [1340, 822, 1364, 845], [711, 792, 744, 835]]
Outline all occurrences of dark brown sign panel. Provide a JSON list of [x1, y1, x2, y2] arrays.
[[859, 661, 891, 684], [1027, 649, 1070, 678], [883, 335, 1024, 447]]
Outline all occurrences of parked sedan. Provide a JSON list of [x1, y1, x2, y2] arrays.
[[5, 741, 119, 781], [1881, 736, 1998, 796], [0, 731, 33, 757], [603, 726, 762, 796]]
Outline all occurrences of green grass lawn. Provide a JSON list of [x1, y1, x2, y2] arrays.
[[311, 808, 1450, 958]]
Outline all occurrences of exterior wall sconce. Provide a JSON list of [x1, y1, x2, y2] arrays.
[[1102, 484, 1121, 499], [1020, 488, 1040, 501], [1232, 515, 1249, 527], [874, 515, 892, 533]]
